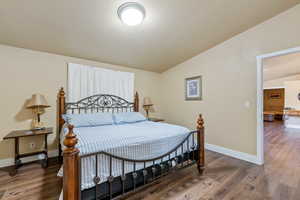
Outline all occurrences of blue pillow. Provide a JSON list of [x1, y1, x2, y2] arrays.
[[114, 112, 147, 124], [62, 113, 114, 127]]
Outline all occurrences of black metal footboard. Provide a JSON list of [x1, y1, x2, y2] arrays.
[[79, 131, 198, 200]]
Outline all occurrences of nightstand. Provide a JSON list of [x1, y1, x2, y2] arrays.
[[148, 118, 165, 122], [3, 127, 53, 174]]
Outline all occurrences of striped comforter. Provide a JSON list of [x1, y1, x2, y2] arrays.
[[60, 121, 193, 190]]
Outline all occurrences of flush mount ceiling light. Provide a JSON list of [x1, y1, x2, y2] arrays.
[[118, 2, 146, 26]]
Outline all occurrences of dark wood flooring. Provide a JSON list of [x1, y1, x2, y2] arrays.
[[1, 121, 300, 200]]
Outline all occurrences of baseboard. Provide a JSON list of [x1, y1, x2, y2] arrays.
[[0, 145, 262, 168], [0, 150, 59, 168], [205, 143, 262, 165], [285, 124, 300, 129]]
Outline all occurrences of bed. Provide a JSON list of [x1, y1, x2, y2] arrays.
[[58, 88, 205, 200]]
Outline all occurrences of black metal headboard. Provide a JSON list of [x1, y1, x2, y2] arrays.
[[65, 94, 135, 114], [57, 87, 139, 160], [58, 87, 139, 131]]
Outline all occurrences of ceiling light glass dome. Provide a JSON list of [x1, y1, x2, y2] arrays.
[[118, 2, 146, 26]]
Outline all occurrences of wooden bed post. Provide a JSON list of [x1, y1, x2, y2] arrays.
[[134, 92, 139, 112], [58, 87, 66, 161], [58, 87, 66, 132], [63, 125, 80, 200], [197, 114, 205, 174]]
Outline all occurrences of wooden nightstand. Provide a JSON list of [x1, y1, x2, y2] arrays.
[[3, 127, 53, 174], [148, 118, 165, 122]]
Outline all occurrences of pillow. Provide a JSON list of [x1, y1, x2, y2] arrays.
[[113, 112, 147, 124], [62, 113, 114, 127]]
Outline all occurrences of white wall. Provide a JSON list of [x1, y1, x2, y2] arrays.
[[264, 74, 300, 89], [285, 80, 300, 109], [160, 4, 300, 156], [0, 44, 162, 160]]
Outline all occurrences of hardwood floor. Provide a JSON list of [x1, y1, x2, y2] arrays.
[[0, 121, 299, 200], [0, 159, 62, 200]]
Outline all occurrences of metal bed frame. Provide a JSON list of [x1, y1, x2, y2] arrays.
[[57, 87, 205, 200]]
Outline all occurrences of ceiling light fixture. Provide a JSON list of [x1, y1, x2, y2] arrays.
[[118, 2, 146, 26]]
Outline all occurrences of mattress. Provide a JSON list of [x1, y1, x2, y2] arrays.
[[60, 121, 193, 190]]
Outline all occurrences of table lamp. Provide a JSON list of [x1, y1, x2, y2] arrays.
[[27, 94, 50, 130], [143, 97, 153, 119]]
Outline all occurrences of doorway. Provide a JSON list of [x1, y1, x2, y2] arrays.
[[256, 47, 300, 165]]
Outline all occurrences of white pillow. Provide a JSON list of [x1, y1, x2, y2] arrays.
[[62, 113, 114, 127], [114, 112, 147, 124]]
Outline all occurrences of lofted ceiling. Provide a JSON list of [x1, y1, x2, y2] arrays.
[[263, 52, 300, 81], [0, 0, 299, 72]]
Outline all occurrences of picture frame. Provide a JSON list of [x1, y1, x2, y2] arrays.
[[185, 76, 202, 101], [269, 93, 281, 99]]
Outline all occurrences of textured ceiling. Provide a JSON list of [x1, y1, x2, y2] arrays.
[[0, 0, 299, 72], [264, 52, 300, 81]]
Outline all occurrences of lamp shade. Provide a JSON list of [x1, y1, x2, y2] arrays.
[[27, 94, 50, 108], [143, 97, 153, 106]]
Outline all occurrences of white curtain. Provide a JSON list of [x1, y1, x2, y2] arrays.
[[68, 63, 134, 102]]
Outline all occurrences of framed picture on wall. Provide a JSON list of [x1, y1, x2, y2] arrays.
[[269, 92, 281, 99], [185, 76, 202, 101]]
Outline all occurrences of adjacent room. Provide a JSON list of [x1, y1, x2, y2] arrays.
[[262, 51, 300, 199], [0, 1, 300, 200], [263, 52, 300, 126]]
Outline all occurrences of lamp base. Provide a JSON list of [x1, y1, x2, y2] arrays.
[[31, 120, 45, 130], [31, 127, 46, 131], [143, 108, 150, 119]]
